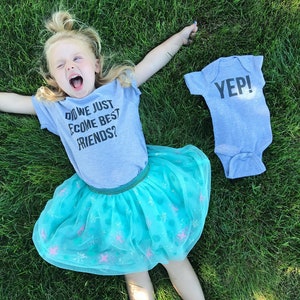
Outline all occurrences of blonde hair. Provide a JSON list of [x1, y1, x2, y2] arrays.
[[36, 11, 134, 101]]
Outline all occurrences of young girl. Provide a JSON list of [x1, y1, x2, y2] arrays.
[[0, 11, 210, 300]]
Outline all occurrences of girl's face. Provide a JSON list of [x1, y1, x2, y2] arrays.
[[47, 38, 100, 99]]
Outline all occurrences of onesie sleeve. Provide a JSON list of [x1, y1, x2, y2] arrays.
[[184, 71, 207, 96], [253, 56, 265, 87], [31, 96, 59, 135]]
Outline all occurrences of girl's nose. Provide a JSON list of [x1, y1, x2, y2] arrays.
[[66, 61, 75, 70]]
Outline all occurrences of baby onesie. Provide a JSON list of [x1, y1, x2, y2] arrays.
[[184, 55, 272, 179]]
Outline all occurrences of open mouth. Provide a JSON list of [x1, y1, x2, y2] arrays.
[[69, 76, 83, 89]]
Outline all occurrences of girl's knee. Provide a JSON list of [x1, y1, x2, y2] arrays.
[[125, 271, 150, 282], [125, 271, 155, 300], [163, 258, 190, 272]]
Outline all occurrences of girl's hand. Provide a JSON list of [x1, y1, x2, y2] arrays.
[[180, 21, 198, 46]]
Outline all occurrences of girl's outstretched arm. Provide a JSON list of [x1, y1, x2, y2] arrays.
[[0, 93, 36, 115], [134, 22, 198, 87]]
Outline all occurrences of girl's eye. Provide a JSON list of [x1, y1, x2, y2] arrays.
[[74, 56, 82, 62], [56, 63, 64, 69]]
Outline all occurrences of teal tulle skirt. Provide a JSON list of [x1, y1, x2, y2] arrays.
[[32, 145, 211, 275]]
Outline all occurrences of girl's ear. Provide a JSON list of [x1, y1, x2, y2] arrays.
[[95, 59, 101, 74]]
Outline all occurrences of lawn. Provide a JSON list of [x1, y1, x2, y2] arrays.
[[0, 0, 299, 299]]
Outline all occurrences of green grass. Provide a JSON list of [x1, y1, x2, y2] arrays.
[[0, 0, 299, 299]]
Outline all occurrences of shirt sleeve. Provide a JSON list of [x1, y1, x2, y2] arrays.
[[184, 71, 207, 96], [253, 56, 265, 87], [31, 96, 59, 135]]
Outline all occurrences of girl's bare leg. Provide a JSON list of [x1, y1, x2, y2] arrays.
[[163, 258, 205, 300], [125, 271, 155, 300]]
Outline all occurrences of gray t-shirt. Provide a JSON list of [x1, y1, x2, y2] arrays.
[[32, 79, 148, 188]]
